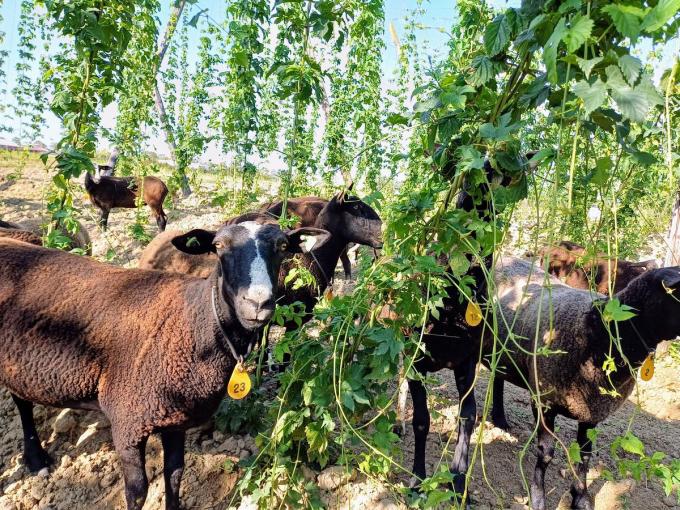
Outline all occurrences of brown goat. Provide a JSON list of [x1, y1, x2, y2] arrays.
[[260, 195, 353, 279], [84, 171, 169, 232], [0, 221, 327, 509], [537, 241, 657, 294]]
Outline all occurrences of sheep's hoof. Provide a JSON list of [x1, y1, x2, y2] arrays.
[[490, 414, 511, 431], [449, 473, 473, 509], [391, 423, 406, 438], [25, 449, 53, 474], [570, 489, 593, 510]]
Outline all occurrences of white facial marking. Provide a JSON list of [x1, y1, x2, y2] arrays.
[[240, 221, 273, 304]]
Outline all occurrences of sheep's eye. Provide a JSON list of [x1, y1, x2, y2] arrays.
[[214, 241, 225, 250], [280, 242, 288, 252]]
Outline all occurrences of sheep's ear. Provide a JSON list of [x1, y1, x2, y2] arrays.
[[171, 229, 217, 255], [336, 182, 353, 204], [633, 259, 658, 271], [286, 227, 330, 253], [661, 270, 680, 289]]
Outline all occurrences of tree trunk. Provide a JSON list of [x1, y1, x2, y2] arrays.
[[153, 0, 192, 197], [665, 191, 680, 267]]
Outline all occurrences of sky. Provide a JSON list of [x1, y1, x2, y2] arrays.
[[0, 0, 676, 165]]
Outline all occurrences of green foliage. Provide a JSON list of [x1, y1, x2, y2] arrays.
[[114, 0, 159, 175], [610, 432, 680, 501], [161, 16, 217, 196], [40, 0, 147, 244], [210, 0, 268, 212], [11, 1, 47, 143], [5, 0, 680, 508]]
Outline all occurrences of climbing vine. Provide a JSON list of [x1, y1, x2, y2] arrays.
[[39, 0, 139, 246], [213, 0, 268, 211], [11, 1, 46, 143], [113, 0, 159, 176]]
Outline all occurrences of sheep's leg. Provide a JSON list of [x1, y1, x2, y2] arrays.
[[340, 248, 351, 279], [161, 430, 186, 510], [11, 394, 53, 473], [154, 207, 168, 232], [450, 357, 477, 503], [569, 422, 595, 510], [99, 208, 110, 230], [394, 364, 408, 437], [409, 375, 430, 483], [490, 377, 510, 430], [116, 436, 149, 510], [530, 407, 556, 510]]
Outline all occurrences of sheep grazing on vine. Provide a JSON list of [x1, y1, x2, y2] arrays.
[[0, 219, 328, 510], [273, 187, 383, 332], [404, 152, 540, 503], [259, 194, 354, 279], [484, 257, 680, 510]]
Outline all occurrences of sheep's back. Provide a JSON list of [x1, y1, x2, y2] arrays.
[[138, 230, 215, 278], [491, 257, 629, 422], [0, 240, 204, 408], [0, 227, 42, 246]]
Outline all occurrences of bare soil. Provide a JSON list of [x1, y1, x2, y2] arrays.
[[0, 156, 678, 510]]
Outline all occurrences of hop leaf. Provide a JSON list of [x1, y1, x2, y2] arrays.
[[618, 55, 642, 85], [641, 0, 680, 32], [573, 78, 608, 116], [564, 14, 593, 53], [484, 14, 512, 56], [602, 4, 645, 41]]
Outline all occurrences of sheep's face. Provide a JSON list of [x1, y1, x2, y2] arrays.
[[172, 222, 330, 330], [317, 192, 383, 250], [641, 267, 680, 339]]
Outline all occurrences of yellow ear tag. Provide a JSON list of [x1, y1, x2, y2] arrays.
[[227, 362, 251, 399], [465, 301, 483, 327], [640, 354, 655, 382], [324, 288, 333, 301]]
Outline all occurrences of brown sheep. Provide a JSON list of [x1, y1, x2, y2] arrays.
[[84, 171, 169, 232], [138, 212, 276, 277], [485, 257, 680, 510], [0, 218, 91, 255], [138, 229, 215, 278], [536, 241, 657, 294], [259, 195, 353, 279], [0, 227, 42, 246], [0, 220, 328, 510]]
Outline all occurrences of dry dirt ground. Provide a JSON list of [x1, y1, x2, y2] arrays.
[[0, 156, 678, 510]]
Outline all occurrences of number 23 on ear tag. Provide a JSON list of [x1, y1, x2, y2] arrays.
[[640, 354, 655, 382], [228, 362, 252, 399], [465, 301, 483, 327]]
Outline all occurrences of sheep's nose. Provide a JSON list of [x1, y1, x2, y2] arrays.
[[243, 296, 275, 313]]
